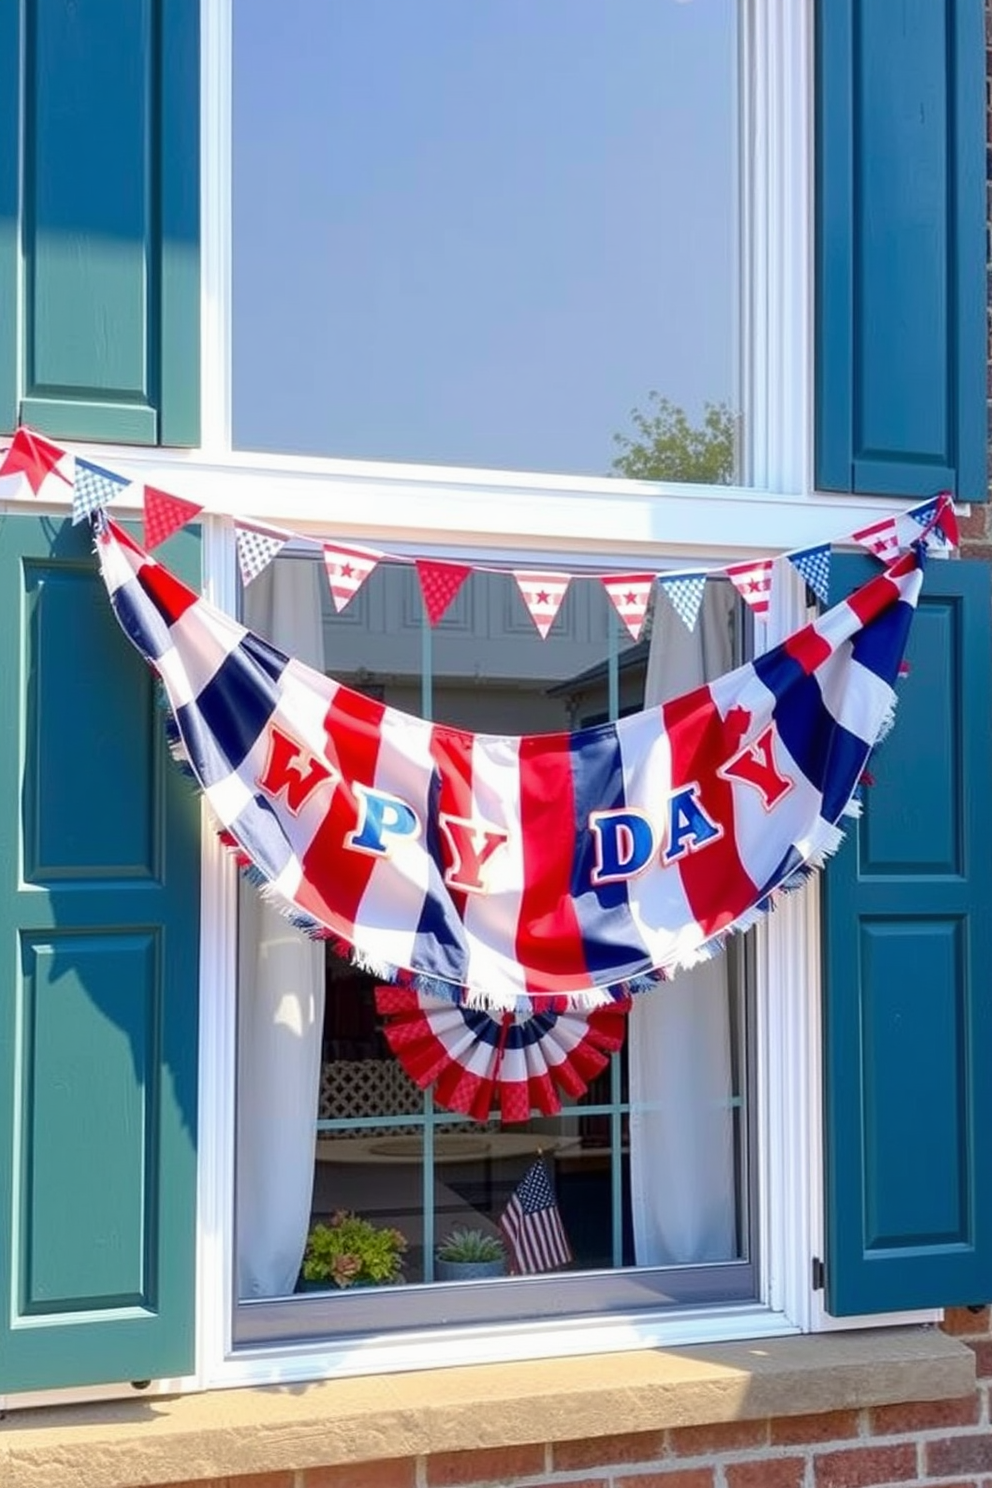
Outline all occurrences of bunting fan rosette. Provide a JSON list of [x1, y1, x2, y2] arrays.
[[375, 985, 631, 1122], [96, 519, 924, 1019]]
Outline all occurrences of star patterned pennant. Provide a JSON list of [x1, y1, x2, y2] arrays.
[[143, 485, 204, 550], [416, 558, 473, 625], [788, 543, 832, 605], [236, 523, 290, 586], [323, 541, 381, 613], [851, 514, 902, 563], [601, 574, 655, 642], [0, 427, 74, 499], [908, 491, 959, 550], [725, 557, 775, 620], [513, 571, 570, 639], [656, 572, 708, 633]]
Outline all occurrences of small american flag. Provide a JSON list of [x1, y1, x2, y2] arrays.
[[499, 1158, 572, 1274]]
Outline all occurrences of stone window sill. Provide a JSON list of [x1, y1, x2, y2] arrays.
[[0, 1327, 974, 1488]]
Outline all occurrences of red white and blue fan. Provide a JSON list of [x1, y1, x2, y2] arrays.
[[375, 985, 631, 1123]]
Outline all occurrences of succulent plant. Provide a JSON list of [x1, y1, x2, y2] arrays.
[[436, 1226, 506, 1264]]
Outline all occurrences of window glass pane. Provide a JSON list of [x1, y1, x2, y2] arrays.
[[232, 1, 740, 482], [235, 554, 752, 1325]]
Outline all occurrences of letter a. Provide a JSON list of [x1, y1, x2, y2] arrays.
[[663, 785, 722, 863]]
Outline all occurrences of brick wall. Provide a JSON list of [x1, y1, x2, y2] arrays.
[[140, 1313, 992, 1488]]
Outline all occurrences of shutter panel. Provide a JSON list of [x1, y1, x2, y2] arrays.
[[815, 0, 987, 501], [0, 516, 201, 1393], [0, 0, 200, 446], [822, 553, 992, 1315]]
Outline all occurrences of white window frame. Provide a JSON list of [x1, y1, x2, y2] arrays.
[[0, 0, 937, 1402]]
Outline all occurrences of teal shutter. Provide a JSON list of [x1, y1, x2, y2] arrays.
[[815, 0, 987, 502], [0, 0, 200, 446], [822, 553, 992, 1315], [0, 516, 201, 1394]]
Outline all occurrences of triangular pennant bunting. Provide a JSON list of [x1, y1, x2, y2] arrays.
[[726, 558, 775, 620], [788, 543, 832, 605], [601, 574, 655, 642], [73, 457, 130, 526], [236, 523, 290, 585], [144, 485, 204, 550], [323, 542, 380, 613], [852, 514, 902, 563], [657, 572, 708, 633], [908, 491, 959, 550], [416, 559, 473, 626], [513, 571, 570, 639], [0, 427, 74, 498]]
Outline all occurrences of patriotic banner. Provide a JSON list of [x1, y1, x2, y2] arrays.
[[375, 983, 630, 1121], [96, 519, 924, 1013]]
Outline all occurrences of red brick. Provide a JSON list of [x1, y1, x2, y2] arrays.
[[968, 1337, 992, 1378], [813, 1442, 917, 1488], [618, 1473, 714, 1488], [725, 1460, 805, 1488], [667, 1420, 768, 1457], [925, 1432, 992, 1479], [868, 1393, 979, 1434], [306, 1462, 416, 1488], [552, 1431, 666, 1471], [957, 508, 992, 541], [425, 1445, 545, 1485], [943, 1305, 991, 1335], [770, 1410, 860, 1445]]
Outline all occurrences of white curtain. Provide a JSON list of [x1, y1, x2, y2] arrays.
[[236, 558, 327, 1299], [628, 583, 738, 1265]]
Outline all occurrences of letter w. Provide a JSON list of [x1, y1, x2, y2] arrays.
[[257, 726, 336, 814]]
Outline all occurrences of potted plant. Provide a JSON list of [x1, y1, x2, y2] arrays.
[[300, 1210, 407, 1290], [435, 1226, 508, 1281]]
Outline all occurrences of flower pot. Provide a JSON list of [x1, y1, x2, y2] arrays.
[[435, 1257, 507, 1282]]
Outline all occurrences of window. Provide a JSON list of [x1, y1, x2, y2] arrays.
[[231, 0, 742, 483], [234, 555, 756, 1345]]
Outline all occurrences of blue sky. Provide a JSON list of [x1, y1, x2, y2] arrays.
[[233, 1, 737, 477]]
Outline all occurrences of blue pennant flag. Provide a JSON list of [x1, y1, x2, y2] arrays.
[[657, 572, 708, 633], [73, 458, 129, 525], [788, 544, 831, 605]]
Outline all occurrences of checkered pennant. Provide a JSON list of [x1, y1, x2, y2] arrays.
[[657, 572, 707, 633], [73, 458, 129, 525], [236, 524, 289, 585], [908, 494, 957, 550], [788, 544, 832, 605]]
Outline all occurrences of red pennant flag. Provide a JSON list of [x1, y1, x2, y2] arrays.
[[144, 485, 204, 550], [601, 574, 655, 642], [935, 491, 959, 548], [416, 559, 473, 626], [0, 427, 73, 497]]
